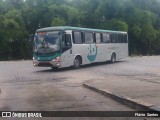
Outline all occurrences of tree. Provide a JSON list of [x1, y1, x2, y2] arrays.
[[140, 24, 156, 55], [2, 9, 29, 59], [51, 17, 66, 26], [1, 0, 160, 60], [100, 19, 128, 32], [131, 25, 141, 39]]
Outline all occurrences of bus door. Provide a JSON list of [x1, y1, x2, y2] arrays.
[[110, 33, 118, 58], [61, 31, 73, 67]]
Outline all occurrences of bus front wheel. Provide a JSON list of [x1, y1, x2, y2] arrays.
[[51, 67, 58, 70], [111, 53, 116, 63], [74, 57, 81, 68]]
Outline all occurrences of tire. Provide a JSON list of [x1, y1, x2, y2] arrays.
[[111, 53, 116, 63], [74, 57, 81, 68]]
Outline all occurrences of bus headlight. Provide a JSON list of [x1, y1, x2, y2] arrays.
[[33, 57, 38, 61]]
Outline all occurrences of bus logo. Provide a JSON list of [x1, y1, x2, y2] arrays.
[[87, 44, 98, 62]]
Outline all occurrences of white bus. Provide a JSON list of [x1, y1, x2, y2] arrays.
[[32, 26, 128, 69]]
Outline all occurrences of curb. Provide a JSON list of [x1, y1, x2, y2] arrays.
[[83, 83, 159, 111]]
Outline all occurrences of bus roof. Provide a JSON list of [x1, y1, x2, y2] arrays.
[[37, 26, 127, 34]]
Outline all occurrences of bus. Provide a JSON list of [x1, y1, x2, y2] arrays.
[[32, 26, 128, 69]]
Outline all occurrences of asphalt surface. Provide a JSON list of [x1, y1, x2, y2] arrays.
[[0, 56, 160, 120]]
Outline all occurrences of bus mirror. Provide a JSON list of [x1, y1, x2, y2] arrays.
[[29, 34, 34, 41]]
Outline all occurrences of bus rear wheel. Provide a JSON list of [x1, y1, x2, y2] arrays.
[[111, 53, 116, 63], [74, 57, 81, 68]]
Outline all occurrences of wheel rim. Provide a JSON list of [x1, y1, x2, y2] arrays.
[[112, 54, 116, 62], [113, 56, 115, 62]]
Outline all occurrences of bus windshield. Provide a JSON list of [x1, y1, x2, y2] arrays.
[[33, 31, 61, 54]]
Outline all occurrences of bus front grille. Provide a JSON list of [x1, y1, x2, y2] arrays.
[[38, 62, 52, 67]]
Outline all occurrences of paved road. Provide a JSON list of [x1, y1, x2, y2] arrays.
[[0, 56, 160, 120], [83, 56, 160, 111]]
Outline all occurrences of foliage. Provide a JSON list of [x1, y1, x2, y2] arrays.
[[0, 0, 160, 60], [51, 17, 66, 26]]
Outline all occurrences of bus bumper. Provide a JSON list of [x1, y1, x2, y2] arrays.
[[33, 60, 61, 68]]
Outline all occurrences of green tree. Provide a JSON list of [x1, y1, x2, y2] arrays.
[[1, 0, 160, 60], [131, 25, 142, 39], [2, 9, 29, 59], [51, 17, 66, 26], [140, 24, 156, 55], [100, 19, 128, 32]]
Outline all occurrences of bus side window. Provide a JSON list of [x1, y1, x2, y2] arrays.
[[62, 33, 71, 49], [85, 32, 94, 44], [73, 31, 83, 44], [123, 34, 128, 43], [118, 34, 123, 43], [95, 33, 101, 44], [103, 33, 110, 43], [65, 34, 71, 47], [111, 34, 117, 43]]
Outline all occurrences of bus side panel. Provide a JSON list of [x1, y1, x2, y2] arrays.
[[115, 43, 128, 60], [117, 43, 128, 60], [121, 44, 128, 59], [72, 44, 112, 64], [60, 43, 128, 68], [60, 49, 74, 68], [72, 44, 92, 65], [95, 44, 112, 62]]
